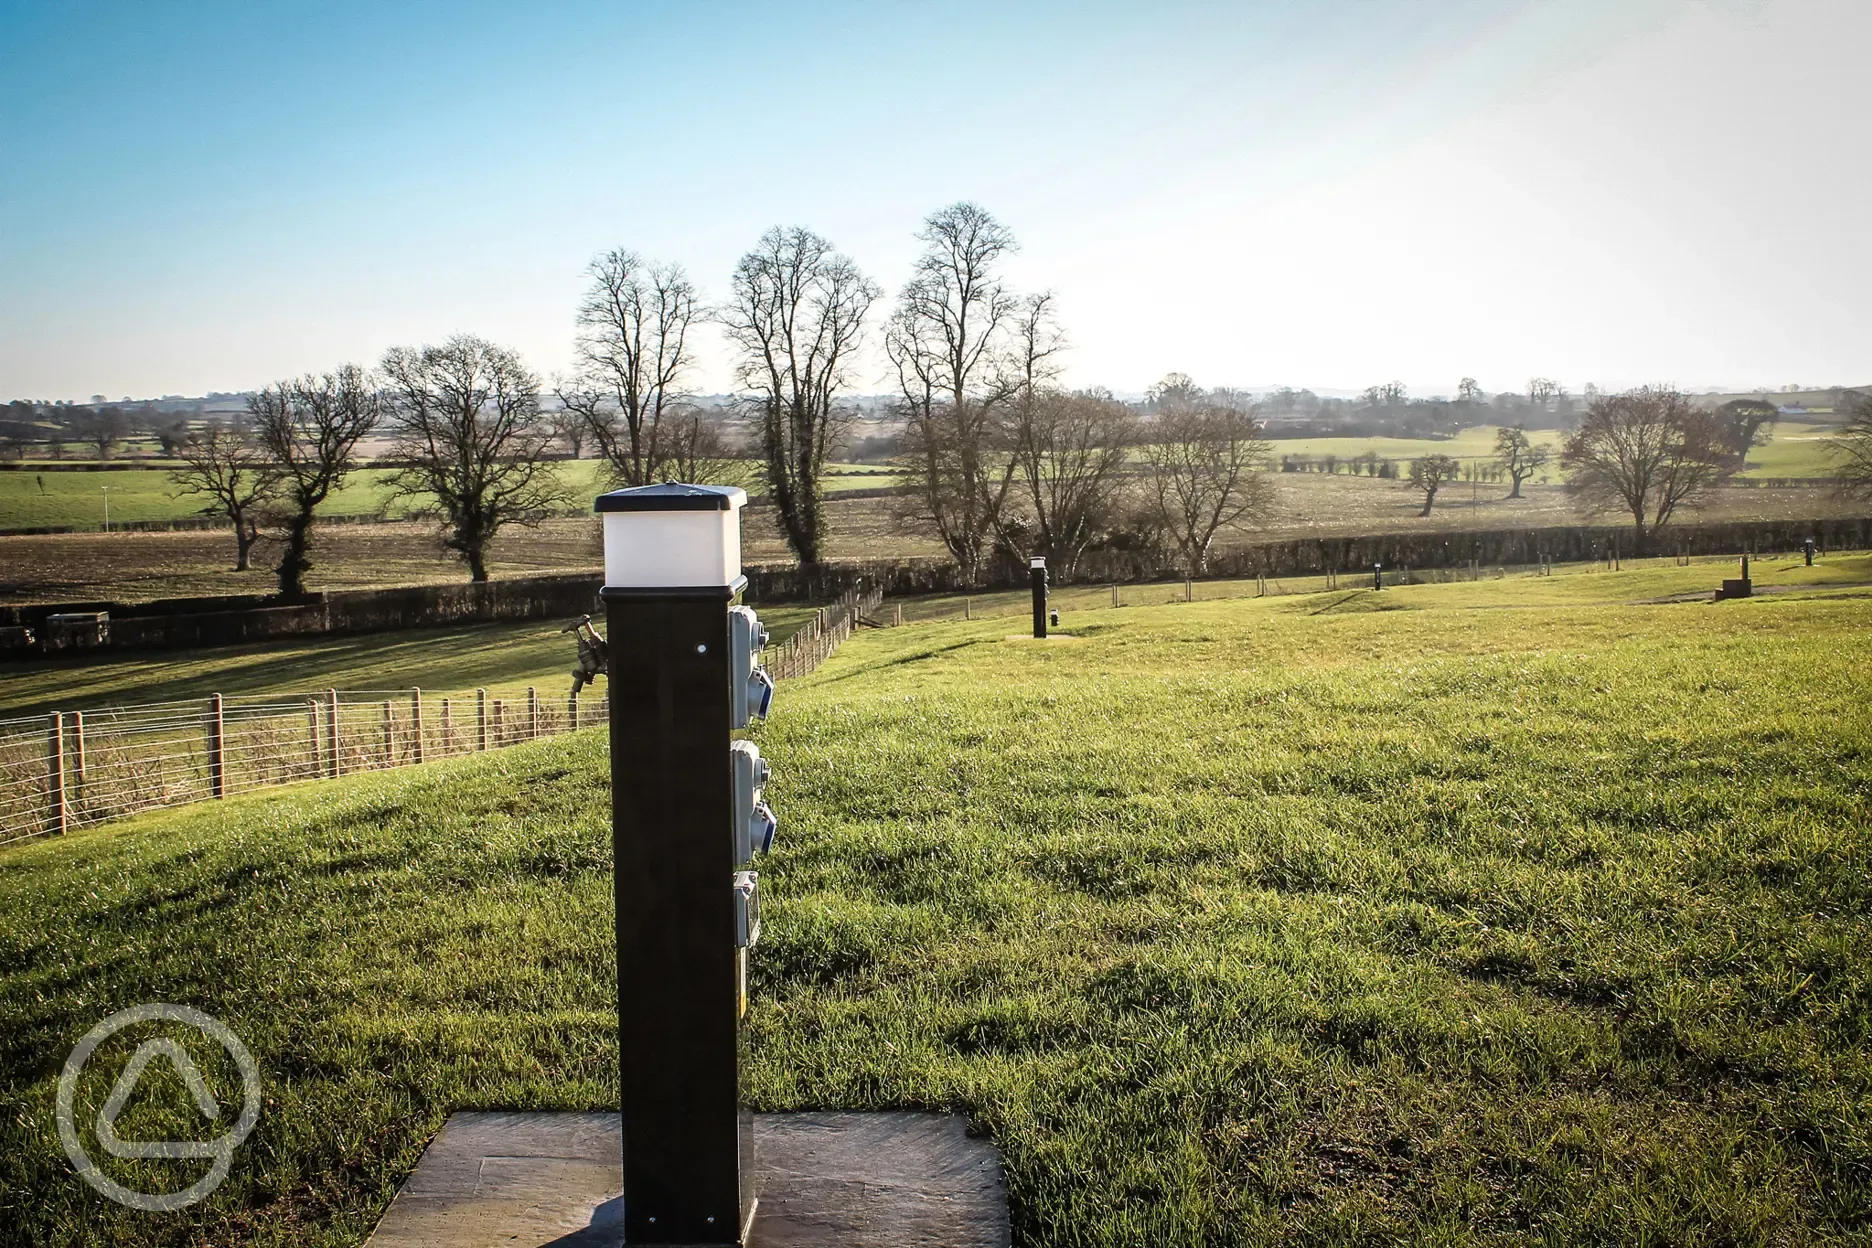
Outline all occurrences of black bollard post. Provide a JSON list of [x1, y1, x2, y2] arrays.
[[599, 482, 771, 1246], [1030, 556, 1048, 639], [1372, 562, 1383, 591], [1804, 537, 1815, 567]]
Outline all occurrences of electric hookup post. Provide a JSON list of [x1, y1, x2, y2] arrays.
[[1030, 556, 1048, 639], [597, 482, 776, 1247]]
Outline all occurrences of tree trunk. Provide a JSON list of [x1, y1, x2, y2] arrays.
[[469, 549, 490, 582], [234, 513, 256, 571], [1508, 475, 1524, 499], [1419, 491, 1435, 517], [276, 513, 314, 597]]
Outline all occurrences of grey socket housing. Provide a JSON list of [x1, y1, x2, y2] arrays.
[[728, 606, 774, 729], [733, 871, 760, 949], [730, 740, 777, 863]]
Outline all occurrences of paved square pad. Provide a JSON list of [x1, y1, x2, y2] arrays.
[[366, 1110, 1009, 1247]]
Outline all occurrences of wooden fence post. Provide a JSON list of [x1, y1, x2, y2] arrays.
[[411, 688, 425, 764], [441, 698, 453, 753], [528, 686, 540, 739], [208, 693, 226, 799], [47, 712, 66, 836], [1185, 578, 1193, 602], [964, 597, 971, 621], [568, 690, 579, 730], [71, 710, 87, 791], [306, 700, 321, 779], [493, 700, 505, 746], [381, 700, 395, 767], [477, 688, 489, 751], [327, 689, 341, 778], [894, 602, 903, 627]]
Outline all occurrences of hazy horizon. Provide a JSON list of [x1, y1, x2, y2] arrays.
[[3, 0, 1866, 403]]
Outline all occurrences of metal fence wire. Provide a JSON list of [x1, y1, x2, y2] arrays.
[[0, 584, 885, 848]]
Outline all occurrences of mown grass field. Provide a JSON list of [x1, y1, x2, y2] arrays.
[[1, 574, 1868, 1245]]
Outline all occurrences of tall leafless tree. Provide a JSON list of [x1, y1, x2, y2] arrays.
[[1012, 388, 1134, 577], [380, 336, 566, 582], [169, 426, 281, 570], [1141, 383, 1273, 575], [559, 249, 701, 486], [721, 226, 878, 570], [1561, 385, 1728, 550], [1491, 425, 1549, 498], [890, 203, 1022, 583], [1827, 392, 1872, 498], [251, 365, 380, 597]]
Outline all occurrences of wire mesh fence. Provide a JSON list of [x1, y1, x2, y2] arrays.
[[0, 586, 888, 849], [0, 685, 614, 849]]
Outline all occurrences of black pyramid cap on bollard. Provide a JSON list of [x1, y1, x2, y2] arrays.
[[596, 482, 748, 512]]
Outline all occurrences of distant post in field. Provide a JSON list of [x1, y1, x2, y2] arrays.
[[1030, 557, 1048, 639], [476, 688, 489, 751], [1372, 562, 1383, 591], [381, 700, 395, 766], [528, 686, 540, 739], [441, 698, 453, 752]]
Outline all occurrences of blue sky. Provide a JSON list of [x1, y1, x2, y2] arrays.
[[1, 0, 1866, 400]]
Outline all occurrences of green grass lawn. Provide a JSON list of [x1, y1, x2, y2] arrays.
[[1, 583, 1868, 1245]]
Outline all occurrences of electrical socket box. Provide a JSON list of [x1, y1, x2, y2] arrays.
[[734, 871, 760, 949], [728, 606, 774, 729], [730, 740, 777, 864]]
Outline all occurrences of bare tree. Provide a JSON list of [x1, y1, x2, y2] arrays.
[[1361, 381, 1407, 409], [890, 203, 1022, 583], [251, 366, 381, 597], [1828, 393, 1872, 498], [1141, 388, 1273, 575], [81, 408, 128, 461], [1561, 386, 1728, 550], [1457, 377, 1483, 403], [659, 404, 751, 489], [1012, 388, 1134, 577], [380, 336, 566, 582], [562, 249, 701, 486], [1408, 454, 1462, 516], [721, 226, 879, 570], [1491, 425, 1549, 498], [1713, 398, 1779, 468], [549, 406, 588, 460], [1528, 377, 1561, 409], [169, 427, 281, 570]]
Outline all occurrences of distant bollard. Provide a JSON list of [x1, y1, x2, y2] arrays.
[[1030, 557, 1048, 638], [1804, 537, 1816, 567], [1372, 562, 1383, 591]]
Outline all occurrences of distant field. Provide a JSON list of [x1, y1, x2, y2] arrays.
[[1, 576, 1867, 1245], [0, 459, 901, 530]]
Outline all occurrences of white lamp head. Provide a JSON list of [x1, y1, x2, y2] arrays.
[[596, 482, 747, 589]]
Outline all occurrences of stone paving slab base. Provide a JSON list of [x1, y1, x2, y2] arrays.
[[365, 1110, 1009, 1247]]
